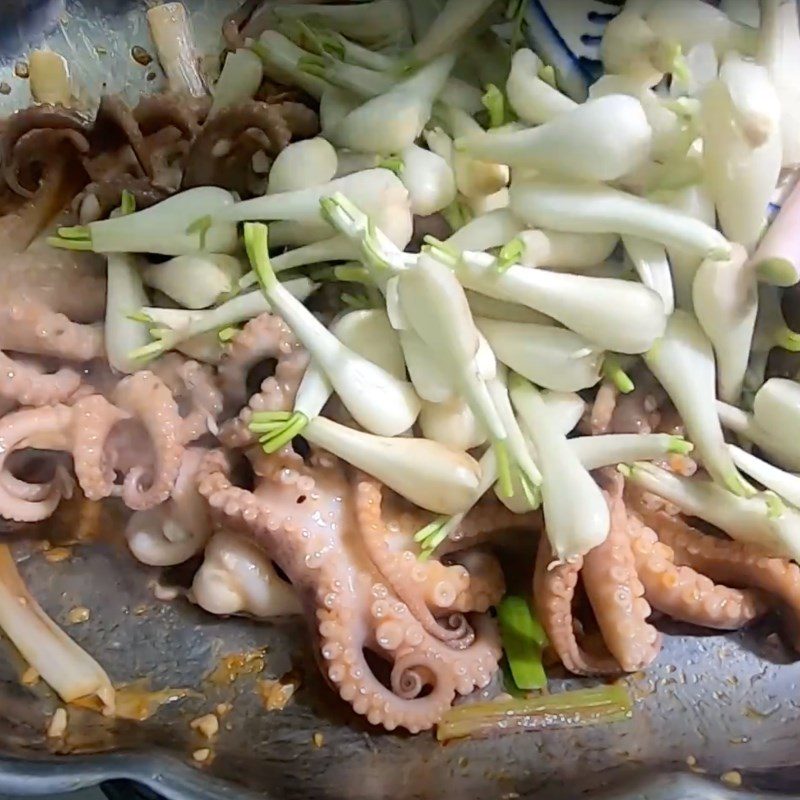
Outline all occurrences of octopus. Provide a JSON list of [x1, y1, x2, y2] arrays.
[[198, 447, 507, 733], [534, 474, 800, 677]]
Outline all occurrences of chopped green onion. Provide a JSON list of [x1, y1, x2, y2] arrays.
[[601, 355, 635, 394], [482, 83, 508, 129], [496, 237, 524, 273], [436, 684, 633, 742], [218, 326, 239, 342], [497, 596, 548, 691], [378, 155, 405, 175], [120, 189, 136, 216]]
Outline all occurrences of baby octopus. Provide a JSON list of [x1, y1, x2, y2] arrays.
[[534, 474, 800, 677]]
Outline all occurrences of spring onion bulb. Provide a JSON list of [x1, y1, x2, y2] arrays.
[[445, 209, 523, 253], [749, 179, 800, 288], [466, 188, 510, 217], [622, 236, 674, 315], [415, 449, 499, 557], [438, 107, 510, 201], [476, 318, 603, 392], [497, 596, 548, 691], [644, 311, 750, 495], [600, 8, 683, 86], [399, 327, 458, 403], [258, 308, 405, 454], [252, 31, 331, 99], [246, 222, 419, 436], [728, 444, 800, 509], [267, 138, 339, 195], [299, 53, 396, 98], [398, 144, 456, 216], [146, 3, 206, 97], [753, 378, 800, 443], [701, 70, 782, 253], [757, 0, 800, 166], [717, 400, 800, 471], [589, 75, 693, 163], [406, 0, 494, 65], [222, 169, 410, 236], [274, 0, 411, 46], [284, 23, 397, 71], [192, 531, 301, 618], [142, 254, 241, 309], [210, 49, 263, 114], [436, 684, 633, 742], [240, 236, 359, 290], [510, 375, 609, 561], [465, 292, 553, 326], [130, 278, 316, 362], [544, 391, 586, 435], [661, 180, 717, 310], [419, 396, 487, 451], [692, 244, 756, 403], [510, 180, 731, 260], [644, 0, 759, 56], [450, 248, 666, 354], [622, 462, 800, 562], [487, 371, 543, 499], [396, 253, 510, 484], [319, 85, 360, 132], [572, 433, 693, 471], [106, 253, 151, 374], [520, 229, 619, 271], [456, 95, 652, 182], [303, 415, 480, 515], [50, 187, 238, 256], [506, 49, 577, 124], [0, 545, 115, 713], [325, 53, 456, 154]]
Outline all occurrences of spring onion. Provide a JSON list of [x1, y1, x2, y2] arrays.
[[0, 545, 115, 713], [476, 317, 603, 392], [267, 138, 339, 195], [419, 396, 487, 451], [406, 0, 494, 65], [129, 278, 316, 362], [749, 179, 800, 288], [325, 53, 456, 154], [49, 187, 238, 256], [622, 235, 674, 315], [622, 462, 800, 562], [572, 433, 693, 471], [245, 222, 419, 436], [106, 253, 151, 374], [728, 443, 800, 509], [692, 244, 756, 403], [506, 49, 577, 124], [510, 180, 731, 260], [210, 48, 264, 114], [142, 254, 242, 310], [448, 247, 667, 354], [510, 374, 610, 561], [497, 596, 548, 691], [436, 682, 632, 741], [456, 95, 652, 182], [644, 310, 750, 495]]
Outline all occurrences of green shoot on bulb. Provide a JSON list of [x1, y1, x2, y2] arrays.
[[602, 355, 635, 394]]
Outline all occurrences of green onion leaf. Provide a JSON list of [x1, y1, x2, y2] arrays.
[[497, 595, 548, 691]]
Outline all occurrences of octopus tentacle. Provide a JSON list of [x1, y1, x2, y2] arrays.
[[444, 549, 506, 614], [533, 537, 620, 676], [443, 499, 543, 551], [625, 511, 767, 630], [219, 313, 309, 447], [0, 351, 81, 406], [112, 371, 184, 510], [353, 477, 477, 646], [151, 354, 223, 443], [0, 404, 74, 521], [635, 507, 800, 649], [581, 476, 661, 672], [0, 300, 104, 361], [197, 449, 502, 732], [71, 394, 130, 502]]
